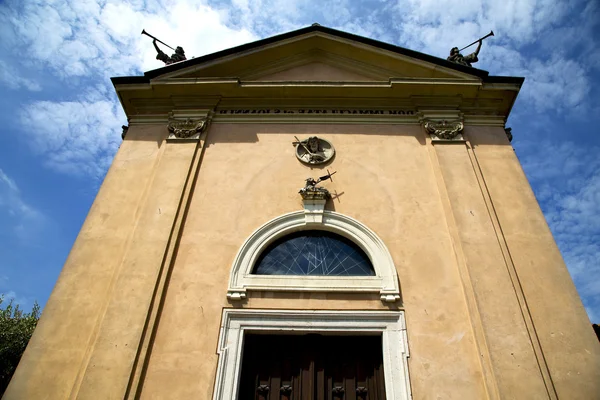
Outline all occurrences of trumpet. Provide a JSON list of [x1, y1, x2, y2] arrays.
[[141, 29, 175, 51], [458, 31, 494, 52]]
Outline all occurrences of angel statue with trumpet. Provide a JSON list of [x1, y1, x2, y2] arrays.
[[142, 29, 187, 65], [447, 31, 494, 68]]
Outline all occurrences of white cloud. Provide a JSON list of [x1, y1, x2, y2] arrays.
[[0, 168, 44, 246], [394, 0, 571, 51], [0, 169, 18, 193], [0, 0, 257, 79], [1, 0, 259, 179], [19, 94, 125, 180], [0, 290, 31, 309], [2, 291, 18, 301], [0, 60, 42, 91], [388, 0, 597, 114], [0, 168, 40, 220], [0, 0, 596, 182]]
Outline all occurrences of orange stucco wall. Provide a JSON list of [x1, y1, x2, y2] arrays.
[[5, 122, 600, 400]]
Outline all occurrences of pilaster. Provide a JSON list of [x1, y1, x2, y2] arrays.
[[468, 126, 600, 399], [75, 114, 215, 399], [424, 116, 551, 399]]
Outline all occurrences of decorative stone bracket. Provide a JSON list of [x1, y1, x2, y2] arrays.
[[421, 118, 464, 141], [418, 110, 465, 142], [167, 116, 210, 140]]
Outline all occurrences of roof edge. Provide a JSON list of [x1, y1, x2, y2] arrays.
[[113, 25, 494, 82], [111, 76, 150, 85], [484, 76, 525, 85], [110, 74, 525, 87]]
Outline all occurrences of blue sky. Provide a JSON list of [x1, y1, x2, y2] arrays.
[[0, 0, 598, 321]]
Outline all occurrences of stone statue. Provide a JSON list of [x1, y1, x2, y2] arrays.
[[153, 39, 186, 65], [121, 125, 129, 140], [301, 177, 322, 193], [505, 127, 513, 142], [299, 171, 337, 200], [447, 40, 482, 67], [447, 31, 494, 68]]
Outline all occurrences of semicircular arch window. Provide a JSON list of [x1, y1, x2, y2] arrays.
[[253, 230, 375, 276]]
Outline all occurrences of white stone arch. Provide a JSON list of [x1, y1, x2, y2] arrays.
[[226, 210, 401, 302]]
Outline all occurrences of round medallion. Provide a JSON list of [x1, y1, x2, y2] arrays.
[[294, 136, 335, 165]]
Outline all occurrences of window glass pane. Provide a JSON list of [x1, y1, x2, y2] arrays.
[[253, 231, 375, 276]]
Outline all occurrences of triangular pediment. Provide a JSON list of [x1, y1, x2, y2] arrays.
[[113, 26, 523, 121], [248, 61, 378, 81], [149, 30, 484, 83]]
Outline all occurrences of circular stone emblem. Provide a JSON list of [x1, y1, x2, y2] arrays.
[[294, 136, 335, 165]]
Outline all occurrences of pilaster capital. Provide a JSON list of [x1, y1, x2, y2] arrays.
[[167, 114, 211, 140], [418, 110, 465, 141]]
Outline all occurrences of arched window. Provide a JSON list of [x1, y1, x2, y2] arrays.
[[226, 210, 401, 302], [253, 230, 375, 276]]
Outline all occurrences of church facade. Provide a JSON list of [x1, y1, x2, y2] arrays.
[[5, 25, 600, 400]]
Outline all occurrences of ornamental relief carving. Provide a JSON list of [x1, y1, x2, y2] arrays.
[[421, 118, 464, 141], [292, 136, 335, 165], [167, 117, 209, 139]]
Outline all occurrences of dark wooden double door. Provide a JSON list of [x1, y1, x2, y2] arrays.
[[239, 334, 386, 400]]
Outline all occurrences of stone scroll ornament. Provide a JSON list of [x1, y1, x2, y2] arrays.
[[167, 117, 209, 139], [422, 119, 464, 140]]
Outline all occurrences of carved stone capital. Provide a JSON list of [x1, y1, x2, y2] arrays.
[[167, 117, 209, 139], [421, 118, 464, 141]]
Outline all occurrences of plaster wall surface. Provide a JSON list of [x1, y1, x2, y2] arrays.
[[254, 62, 374, 81], [467, 126, 600, 399], [140, 123, 488, 400], [5, 122, 600, 400], [75, 128, 198, 399], [435, 143, 548, 398], [3, 126, 170, 400]]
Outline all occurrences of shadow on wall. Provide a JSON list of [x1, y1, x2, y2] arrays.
[[204, 124, 427, 146]]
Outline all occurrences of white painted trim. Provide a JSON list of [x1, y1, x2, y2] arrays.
[[213, 309, 411, 400], [226, 210, 401, 302]]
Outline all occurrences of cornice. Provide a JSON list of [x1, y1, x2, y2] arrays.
[[463, 115, 506, 126], [127, 113, 507, 127], [124, 99, 509, 127], [149, 78, 240, 85], [126, 77, 483, 89], [128, 116, 169, 125]]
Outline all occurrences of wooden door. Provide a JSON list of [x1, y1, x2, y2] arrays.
[[238, 334, 386, 400]]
